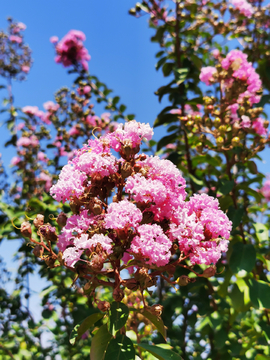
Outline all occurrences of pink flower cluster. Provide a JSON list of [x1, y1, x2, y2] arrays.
[[260, 177, 270, 201], [50, 121, 231, 271], [231, 0, 255, 18], [22, 101, 59, 125], [52, 30, 91, 71], [199, 66, 217, 86], [221, 50, 262, 105]]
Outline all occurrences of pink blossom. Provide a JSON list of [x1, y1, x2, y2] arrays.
[[50, 36, 59, 44], [50, 164, 88, 203], [211, 49, 220, 59], [9, 35, 22, 44], [252, 117, 267, 136], [11, 156, 21, 166], [54, 30, 90, 70], [106, 120, 153, 152], [37, 152, 48, 162], [43, 101, 59, 112], [170, 109, 182, 115], [130, 224, 172, 267], [62, 247, 83, 267], [84, 85, 91, 94], [15, 122, 25, 131], [69, 126, 80, 136], [241, 115, 251, 128], [260, 176, 270, 201], [104, 200, 142, 230], [85, 115, 101, 127], [16, 135, 39, 147], [21, 65, 30, 73], [22, 106, 39, 116], [74, 233, 112, 254], [199, 66, 217, 85], [231, 0, 255, 18]]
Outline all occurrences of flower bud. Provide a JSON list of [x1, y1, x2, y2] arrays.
[[218, 125, 227, 134], [232, 137, 240, 147], [121, 162, 133, 178], [33, 245, 44, 257], [39, 225, 58, 242], [93, 204, 102, 215], [216, 136, 224, 146], [148, 304, 163, 318], [202, 266, 216, 278], [33, 214, 44, 228], [123, 278, 139, 291], [97, 301, 111, 312], [213, 117, 221, 127], [113, 287, 124, 302], [56, 212, 67, 227], [21, 221, 32, 238], [176, 275, 190, 286]]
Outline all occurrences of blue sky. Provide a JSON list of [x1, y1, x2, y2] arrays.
[[1, 0, 269, 321]]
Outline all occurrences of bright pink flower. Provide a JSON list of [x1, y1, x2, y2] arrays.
[[199, 66, 217, 85], [241, 115, 251, 128], [43, 101, 59, 112], [84, 85, 91, 94], [21, 65, 30, 73], [130, 224, 172, 267], [50, 164, 88, 203], [104, 200, 142, 230], [9, 35, 22, 44], [22, 106, 39, 116], [231, 0, 255, 18], [211, 49, 220, 59], [54, 30, 90, 70], [260, 177, 270, 201], [74, 233, 112, 254], [37, 152, 48, 162], [16, 135, 39, 147], [50, 36, 59, 44], [11, 156, 21, 166], [252, 117, 267, 136]]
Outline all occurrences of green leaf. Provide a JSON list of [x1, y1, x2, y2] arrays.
[[249, 279, 270, 309], [39, 285, 57, 298], [162, 62, 174, 77], [255, 354, 270, 359], [157, 133, 178, 151], [189, 174, 204, 187], [141, 309, 167, 340], [247, 161, 258, 174], [227, 207, 244, 229], [174, 68, 189, 85], [229, 243, 256, 274], [69, 312, 104, 345], [253, 223, 269, 242], [217, 180, 234, 196], [137, 343, 182, 360], [108, 302, 129, 336], [90, 324, 113, 360], [104, 334, 135, 360]]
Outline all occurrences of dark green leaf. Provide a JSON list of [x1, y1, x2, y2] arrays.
[[137, 343, 182, 360], [104, 334, 135, 360], [157, 133, 178, 151], [227, 207, 244, 229], [249, 279, 270, 309], [90, 324, 113, 360], [70, 312, 104, 345], [108, 302, 129, 336], [247, 161, 258, 174], [217, 180, 234, 196], [229, 243, 256, 274]]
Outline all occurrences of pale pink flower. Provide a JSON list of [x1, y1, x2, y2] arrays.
[[9, 35, 22, 44]]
